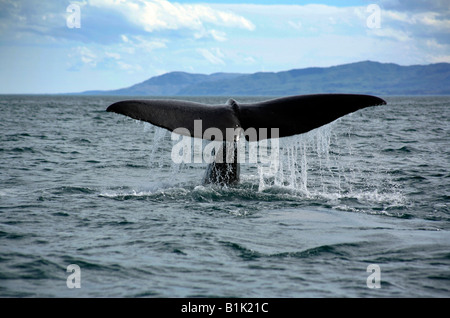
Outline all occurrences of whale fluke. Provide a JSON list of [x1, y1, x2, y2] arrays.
[[107, 94, 386, 185], [107, 94, 385, 141]]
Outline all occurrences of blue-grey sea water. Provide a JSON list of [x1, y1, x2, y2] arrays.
[[0, 95, 449, 297]]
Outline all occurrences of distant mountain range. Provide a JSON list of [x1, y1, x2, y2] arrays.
[[78, 61, 450, 96]]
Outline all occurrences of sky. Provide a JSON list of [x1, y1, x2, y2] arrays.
[[0, 0, 449, 94]]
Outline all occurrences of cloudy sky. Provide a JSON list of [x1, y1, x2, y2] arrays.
[[0, 0, 449, 93]]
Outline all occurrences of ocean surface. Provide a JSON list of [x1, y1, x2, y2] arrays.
[[0, 95, 449, 298]]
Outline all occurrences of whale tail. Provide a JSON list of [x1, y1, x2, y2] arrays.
[[107, 94, 386, 185], [107, 94, 386, 141]]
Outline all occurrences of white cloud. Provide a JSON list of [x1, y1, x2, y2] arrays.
[[378, 0, 450, 12], [194, 29, 228, 42], [88, 0, 255, 34], [369, 28, 413, 42], [413, 12, 450, 29], [105, 52, 121, 59], [426, 39, 446, 49], [197, 48, 225, 65], [77, 46, 97, 67], [209, 29, 228, 42], [429, 55, 450, 63], [288, 20, 302, 31], [131, 36, 167, 52], [117, 61, 143, 72], [383, 9, 450, 29]]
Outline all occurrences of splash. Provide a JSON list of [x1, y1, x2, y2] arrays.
[[144, 123, 206, 184], [139, 120, 404, 211], [255, 124, 334, 193], [253, 123, 405, 209]]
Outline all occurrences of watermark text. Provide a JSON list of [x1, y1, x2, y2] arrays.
[[66, 3, 81, 29], [66, 264, 81, 288], [366, 264, 381, 288]]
